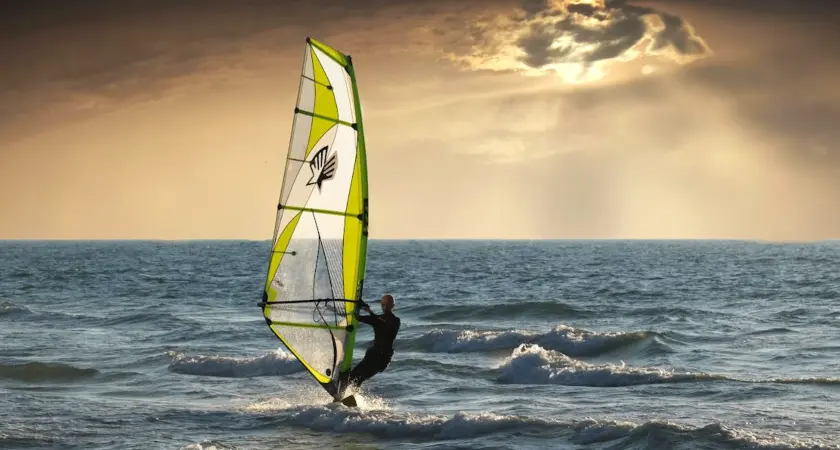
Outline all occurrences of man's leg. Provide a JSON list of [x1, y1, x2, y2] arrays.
[[336, 350, 392, 399], [335, 354, 375, 399], [347, 354, 383, 389]]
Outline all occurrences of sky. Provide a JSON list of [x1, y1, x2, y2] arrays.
[[1, 0, 839, 240]]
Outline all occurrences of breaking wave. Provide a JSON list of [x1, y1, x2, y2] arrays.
[[251, 405, 840, 449], [497, 344, 722, 386], [497, 344, 840, 388], [404, 325, 658, 356]]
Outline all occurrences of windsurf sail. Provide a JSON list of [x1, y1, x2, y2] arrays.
[[260, 37, 369, 399]]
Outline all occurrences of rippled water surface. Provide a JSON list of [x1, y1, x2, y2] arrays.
[[2, 240, 840, 449]]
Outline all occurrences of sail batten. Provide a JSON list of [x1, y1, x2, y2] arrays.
[[261, 37, 368, 397], [294, 109, 355, 128]]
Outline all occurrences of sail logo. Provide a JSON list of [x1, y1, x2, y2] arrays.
[[307, 145, 338, 191]]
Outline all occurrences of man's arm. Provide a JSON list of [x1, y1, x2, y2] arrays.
[[355, 302, 386, 325], [357, 310, 376, 324], [355, 301, 373, 324]]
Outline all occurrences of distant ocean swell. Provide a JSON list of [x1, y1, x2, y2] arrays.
[[0, 300, 205, 331], [410, 301, 591, 321], [0, 362, 99, 383], [0, 301, 30, 317]]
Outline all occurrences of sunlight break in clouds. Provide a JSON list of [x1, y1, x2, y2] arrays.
[[451, 0, 712, 83]]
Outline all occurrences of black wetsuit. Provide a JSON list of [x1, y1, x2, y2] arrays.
[[345, 310, 401, 389]]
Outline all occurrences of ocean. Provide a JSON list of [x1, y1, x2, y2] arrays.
[[1, 240, 839, 450]]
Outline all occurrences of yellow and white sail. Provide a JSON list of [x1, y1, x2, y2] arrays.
[[260, 37, 369, 398]]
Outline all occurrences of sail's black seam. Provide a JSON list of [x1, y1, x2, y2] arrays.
[[310, 212, 321, 322], [323, 244, 343, 305], [312, 297, 337, 370], [302, 74, 331, 89], [312, 210, 338, 322], [313, 214, 346, 326], [311, 209, 341, 377]]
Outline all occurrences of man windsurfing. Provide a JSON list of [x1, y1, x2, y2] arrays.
[[336, 294, 400, 401]]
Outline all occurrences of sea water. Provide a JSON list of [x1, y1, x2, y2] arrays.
[[2, 240, 839, 449]]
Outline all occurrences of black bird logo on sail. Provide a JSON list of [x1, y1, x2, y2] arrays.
[[306, 145, 338, 191]]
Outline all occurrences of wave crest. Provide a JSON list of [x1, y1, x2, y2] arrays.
[[406, 325, 654, 356], [498, 344, 722, 387], [496, 344, 840, 388]]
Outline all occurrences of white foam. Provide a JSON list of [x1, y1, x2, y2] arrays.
[[415, 329, 531, 353], [497, 344, 720, 386], [283, 407, 562, 439], [708, 423, 840, 449], [178, 440, 235, 450], [536, 325, 652, 356], [167, 349, 302, 378], [235, 400, 840, 449]]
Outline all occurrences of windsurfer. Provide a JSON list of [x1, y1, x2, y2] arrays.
[[337, 294, 400, 399]]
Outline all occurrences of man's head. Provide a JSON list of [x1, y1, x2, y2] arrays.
[[380, 294, 395, 313]]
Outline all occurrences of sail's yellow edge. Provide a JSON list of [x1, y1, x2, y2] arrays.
[[339, 152, 364, 374], [343, 156, 363, 301], [308, 37, 349, 67], [307, 47, 338, 156], [342, 218, 361, 303], [268, 325, 331, 383], [264, 212, 302, 300], [340, 49, 368, 375]]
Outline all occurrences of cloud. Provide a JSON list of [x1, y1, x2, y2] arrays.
[[369, 0, 840, 239], [0, 1, 300, 142], [447, 0, 712, 83], [0, 0, 504, 143]]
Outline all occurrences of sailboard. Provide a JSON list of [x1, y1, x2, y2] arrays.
[[259, 37, 369, 406]]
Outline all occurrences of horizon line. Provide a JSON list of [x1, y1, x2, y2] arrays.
[[1, 238, 838, 244]]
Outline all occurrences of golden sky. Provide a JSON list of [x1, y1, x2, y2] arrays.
[[1, 0, 838, 240]]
